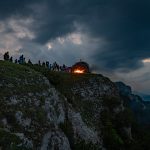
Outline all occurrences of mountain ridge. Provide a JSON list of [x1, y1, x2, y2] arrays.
[[0, 61, 149, 150]]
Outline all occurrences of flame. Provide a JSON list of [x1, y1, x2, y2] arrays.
[[74, 69, 85, 74], [142, 58, 150, 63]]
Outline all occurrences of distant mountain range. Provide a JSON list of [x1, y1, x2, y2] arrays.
[[115, 81, 150, 125], [133, 91, 150, 101]]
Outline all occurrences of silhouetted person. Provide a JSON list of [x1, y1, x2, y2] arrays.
[[9, 57, 13, 62], [49, 64, 52, 70], [15, 59, 18, 64], [23, 58, 26, 64], [42, 62, 45, 67], [28, 59, 32, 64], [52, 61, 59, 71], [60, 66, 62, 71], [62, 64, 66, 71], [3, 52, 9, 61], [56, 64, 59, 71], [46, 61, 49, 68], [19, 55, 24, 64], [38, 60, 41, 66]]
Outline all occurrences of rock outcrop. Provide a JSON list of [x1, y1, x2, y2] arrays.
[[115, 81, 150, 125], [0, 61, 135, 149]]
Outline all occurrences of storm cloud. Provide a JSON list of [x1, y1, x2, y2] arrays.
[[0, 0, 150, 93]]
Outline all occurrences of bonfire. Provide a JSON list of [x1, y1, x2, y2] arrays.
[[71, 61, 90, 74]]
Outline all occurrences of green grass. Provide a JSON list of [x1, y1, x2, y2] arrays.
[[0, 61, 49, 97]]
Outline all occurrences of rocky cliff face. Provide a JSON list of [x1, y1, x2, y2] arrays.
[[0, 61, 133, 150], [115, 82, 145, 108], [0, 61, 70, 149], [115, 81, 150, 125]]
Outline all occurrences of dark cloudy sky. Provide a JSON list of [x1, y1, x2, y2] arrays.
[[0, 0, 150, 94]]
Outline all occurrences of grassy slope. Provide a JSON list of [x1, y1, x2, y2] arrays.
[[26, 63, 111, 97], [0, 61, 51, 149], [0, 61, 49, 97], [1, 61, 149, 150]]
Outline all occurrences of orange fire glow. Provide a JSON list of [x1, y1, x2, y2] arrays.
[[73, 69, 85, 74]]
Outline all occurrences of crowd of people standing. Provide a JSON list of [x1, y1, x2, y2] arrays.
[[3, 51, 70, 72]]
